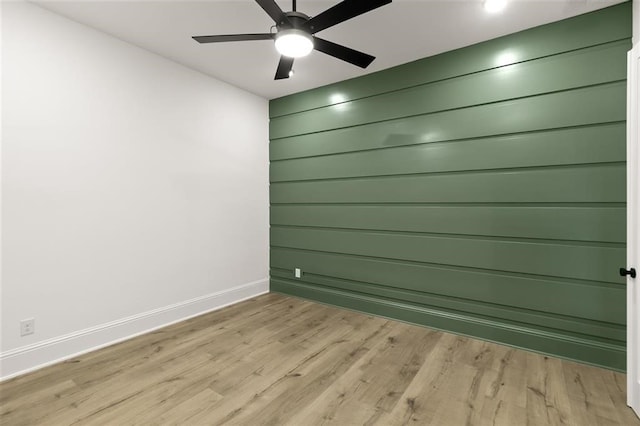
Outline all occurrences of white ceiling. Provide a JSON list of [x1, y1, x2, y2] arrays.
[[34, 0, 626, 99]]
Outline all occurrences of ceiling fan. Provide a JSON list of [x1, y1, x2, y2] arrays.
[[192, 0, 392, 80]]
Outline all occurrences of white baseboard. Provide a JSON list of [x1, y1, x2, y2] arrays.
[[0, 278, 269, 381]]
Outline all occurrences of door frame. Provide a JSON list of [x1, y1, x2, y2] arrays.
[[627, 44, 639, 418]]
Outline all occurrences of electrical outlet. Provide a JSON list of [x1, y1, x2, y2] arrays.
[[295, 268, 302, 278], [20, 318, 35, 336]]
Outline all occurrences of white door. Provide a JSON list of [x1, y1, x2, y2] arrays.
[[627, 44, 640, 418]]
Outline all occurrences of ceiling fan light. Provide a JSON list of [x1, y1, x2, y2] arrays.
[[275, 29, 313, 58]]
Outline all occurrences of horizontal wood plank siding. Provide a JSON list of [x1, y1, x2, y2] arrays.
[[269, 3, 631, 370], [270, 206, 625, 243], [269, 83, 626, 161], [269, 5, 632, 118]]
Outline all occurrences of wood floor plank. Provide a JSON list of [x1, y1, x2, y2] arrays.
[[524, 353, 572, 425], [0, 293, 638, 426], [212, 316, 392, 424], [285, 322, 442, 425], [376, 333, 473, 424]]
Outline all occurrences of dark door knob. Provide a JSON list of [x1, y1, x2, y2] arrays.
[[620, 267, 636, 278]]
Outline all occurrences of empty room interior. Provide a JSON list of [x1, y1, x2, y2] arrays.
[[2, 0, 640, 424]]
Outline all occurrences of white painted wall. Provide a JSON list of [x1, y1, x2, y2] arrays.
[[1, 1, 269, 379]]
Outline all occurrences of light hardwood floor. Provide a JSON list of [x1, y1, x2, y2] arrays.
[[1, 293, 638, 425]]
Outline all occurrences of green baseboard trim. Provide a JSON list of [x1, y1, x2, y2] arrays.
[[271, 278, 625, 372]]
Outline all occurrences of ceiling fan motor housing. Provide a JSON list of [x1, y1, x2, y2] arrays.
[[278, 11, 311, 31]]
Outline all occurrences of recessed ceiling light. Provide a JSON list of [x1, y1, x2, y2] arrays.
[[484, 0, 507, 13]]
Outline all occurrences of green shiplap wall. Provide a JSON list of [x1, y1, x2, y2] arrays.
[[268, 3, 631, 371]]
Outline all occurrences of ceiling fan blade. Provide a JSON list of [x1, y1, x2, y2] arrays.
[[192, 34, 274, 43], [255, 0, 292, 27], [303, 0, 392, 34], [275, 56, 294, 80], [313, 37, 375, 68]]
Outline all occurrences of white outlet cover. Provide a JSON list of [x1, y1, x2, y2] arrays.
[[295, 268, 301, 278], [20, 318, 35, 336]]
